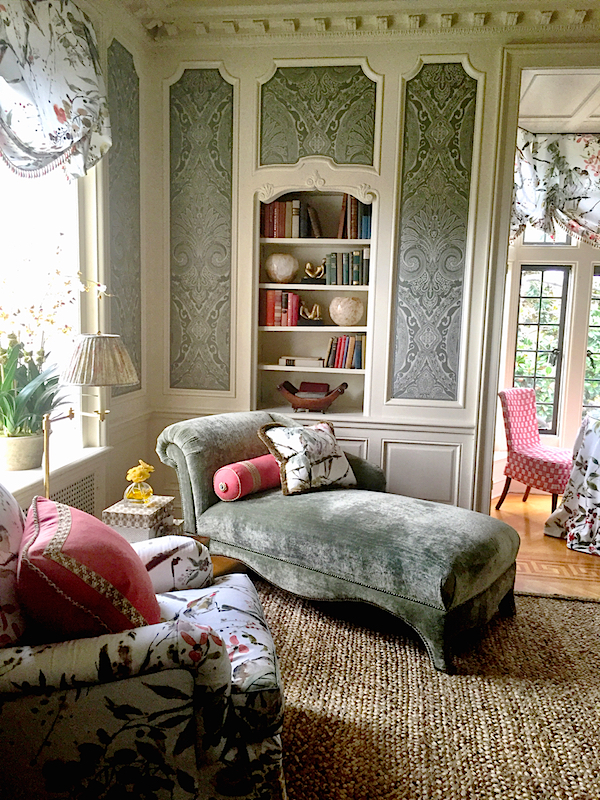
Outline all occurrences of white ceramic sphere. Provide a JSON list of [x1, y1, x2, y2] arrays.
[[329, 296, 365, 326], [264, 253, 300, 283]]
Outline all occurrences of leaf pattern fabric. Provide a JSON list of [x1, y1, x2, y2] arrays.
[[511, 127, 600, 248], [132, 534, 214, 593], [0, 482, 25, 646], [0, 1, 111, 177], [545, 416, 600, 554], [259, 420, 356, 495], [0, 564, 285, 799]]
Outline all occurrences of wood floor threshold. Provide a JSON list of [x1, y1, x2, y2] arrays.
[[491, 492, 600, 600]]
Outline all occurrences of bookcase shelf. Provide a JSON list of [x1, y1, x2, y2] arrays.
[[256, 190, 373, 415], [260, 283, 368, 292], [260, 238, 369, 246], [259, 326, 367, 333], [259, 364, 366, 375]]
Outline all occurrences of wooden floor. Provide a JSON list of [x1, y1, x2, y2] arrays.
[[491, 492, 600, 599]]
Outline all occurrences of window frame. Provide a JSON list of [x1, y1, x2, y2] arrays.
[[582, 264, 600, 420], [512, 264, 570, 435]]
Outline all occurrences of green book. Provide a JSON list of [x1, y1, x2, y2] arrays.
[[362, 247, 370, 285], [327, 253, 337, 285], [352, 250, 361, 285], [342, 252, 350, 285]]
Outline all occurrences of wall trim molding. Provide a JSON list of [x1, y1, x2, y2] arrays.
[[111, 3, 599, 43]]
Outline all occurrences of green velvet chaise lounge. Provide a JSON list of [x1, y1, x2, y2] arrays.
[[156, 411, 520, 672]]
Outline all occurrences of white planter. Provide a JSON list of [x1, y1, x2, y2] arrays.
[[0, 434, 44, 471]]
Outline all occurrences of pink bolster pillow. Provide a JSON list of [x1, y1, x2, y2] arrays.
[[213, 454, 281, 501]]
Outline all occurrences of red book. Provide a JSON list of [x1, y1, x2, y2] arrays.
[[276, 201, 286, 238], [274, 290, 283, 326], [288, 292, 299, 326], [334, 336, 347, 368], [341, 335, 350, 367], [350, 196, 358, 239], [267, 202, 275, 237], [265, 290, 276, 326], [281, 292, 289, 327]]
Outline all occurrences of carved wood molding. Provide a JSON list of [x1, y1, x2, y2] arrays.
[[115, 2, 596, 41]]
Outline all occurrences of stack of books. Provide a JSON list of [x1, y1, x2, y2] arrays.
[[260, 289, 301, 326], [324, 249, 370, 285], [261, 199, 321, 238], [324, 334, 366, 369]]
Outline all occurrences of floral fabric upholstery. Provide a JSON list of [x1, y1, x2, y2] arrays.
[[133, 534, 214, 592], [511, 127, 600, 249], [0, 482, 285, 800], [0, 1, 111, 177], [499, 388, 572, 494], [258, 420, 356, 495], [545, 416, 600, 555], [0, 482, 26, 646]]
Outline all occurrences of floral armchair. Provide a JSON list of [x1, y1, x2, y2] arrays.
[[0, 482, 286, 800]]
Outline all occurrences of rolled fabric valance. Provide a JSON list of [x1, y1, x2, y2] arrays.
[[0, 0, 111, 178], [511, 126, 600, 249]]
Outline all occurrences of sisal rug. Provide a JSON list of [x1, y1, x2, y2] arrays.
[[255, 580, 600, 800]]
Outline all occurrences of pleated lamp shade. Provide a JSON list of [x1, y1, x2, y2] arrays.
[[61, 334, 138, 387]]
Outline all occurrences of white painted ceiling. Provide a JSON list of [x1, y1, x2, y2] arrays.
[[519, 69, 600, 133]]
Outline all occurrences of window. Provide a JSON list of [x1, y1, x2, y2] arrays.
[[522, 223, 574, 246], [583, 266, 600, 420], [0, 161, 80, 357], [513, 266, 570, 434], [0, 159, 81, 447]]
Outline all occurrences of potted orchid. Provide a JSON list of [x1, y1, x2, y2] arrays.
[[0, 335, 65, 469], [0, 270, 80, 471]]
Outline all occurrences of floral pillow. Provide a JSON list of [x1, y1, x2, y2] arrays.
[[258, 421, 356, 496], [0, 482, 26, 646]]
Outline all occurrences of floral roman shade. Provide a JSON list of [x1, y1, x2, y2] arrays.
[[511, 127, 600, 248], [0, 0, 111, 178]]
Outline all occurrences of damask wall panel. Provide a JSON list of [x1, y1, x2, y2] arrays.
[[260, 66, 376, 166], [170, 69, 233, 390], [107, 40, 141, 395], [391, 63, 476, 401]]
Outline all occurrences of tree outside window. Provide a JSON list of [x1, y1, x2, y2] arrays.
[[513, 266, 569, 434], [583, 266, 600, 420], [0, 160, 81, 449]]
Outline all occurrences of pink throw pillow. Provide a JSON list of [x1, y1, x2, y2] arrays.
[[17, 497, 160, 641], [213, 454, 280, 501]]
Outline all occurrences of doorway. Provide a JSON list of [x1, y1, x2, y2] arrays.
[[488, 57, 600, 597]]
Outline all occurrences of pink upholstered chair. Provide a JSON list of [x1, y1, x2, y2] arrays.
[[496, 387, 572, 512]]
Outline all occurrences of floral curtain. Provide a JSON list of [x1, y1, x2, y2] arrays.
[[0, 0, 111, 178], [511, 127, 600, 248]]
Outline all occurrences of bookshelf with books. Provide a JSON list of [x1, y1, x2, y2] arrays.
[[256, 190, 373, 415]]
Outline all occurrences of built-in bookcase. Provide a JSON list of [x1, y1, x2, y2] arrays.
[[256, 190, 374, 416]]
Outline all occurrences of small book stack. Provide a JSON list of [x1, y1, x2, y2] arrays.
[[261, 199, 321, 238], [323, 334, 366, 369], [324, 249, 370, 285], [278, 356, 325, 368], [260, 289, 301, 326], [336, 194, 372, 239]]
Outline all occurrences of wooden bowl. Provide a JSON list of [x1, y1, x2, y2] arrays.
[[277, 381, 348, 412]]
